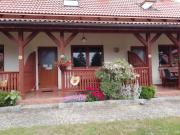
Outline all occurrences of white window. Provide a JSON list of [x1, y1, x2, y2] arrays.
[[64, 0, 79, 7], [140, 0, 156, 10]]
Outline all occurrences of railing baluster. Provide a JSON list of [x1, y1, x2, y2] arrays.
[[134, 67, 149, 86], [0, 72, 19, 92]]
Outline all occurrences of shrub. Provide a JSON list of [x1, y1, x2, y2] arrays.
[[96, 58, 139, 100], [5, 90, 20, 106], [0, 91, 9, 107], [140, 86, 156, 99], [0, 90, 20, 107], [100, 81, 120, 99]]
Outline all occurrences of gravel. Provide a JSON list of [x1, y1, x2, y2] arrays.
[[0, 97, 180, 129]]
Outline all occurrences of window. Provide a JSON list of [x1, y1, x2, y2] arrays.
[[64, 0, 79, 7], [131, 46, 146, 62], [140, 0, 156, 10], [158, 45, 178, 66], [71, 46, 103, 68], [0, 45, 4, 71]]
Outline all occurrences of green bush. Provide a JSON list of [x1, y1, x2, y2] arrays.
[[96, 58, 138, 100], [0, 91, 20, 107], [140, 86, 156, 99], [0, 91, 9, 107], [5, 91, 20, 106], [100, 80, 120, 99]]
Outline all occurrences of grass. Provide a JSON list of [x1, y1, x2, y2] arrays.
[[1, 117, 180, 135]]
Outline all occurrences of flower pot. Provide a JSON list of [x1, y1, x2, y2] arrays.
[[59, 65, 67, 71]]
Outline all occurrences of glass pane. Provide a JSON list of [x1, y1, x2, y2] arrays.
[[40, 51, 56, 65], [89, 47, 103, 67], [131, 47, 146, 61], [72, 47, 86, 67], [158, 46, 170, 65], [0, 46, 4, 71], [39, 49, 56, 70]]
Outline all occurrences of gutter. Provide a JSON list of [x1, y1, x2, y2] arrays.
[[0, 20, 180, 31]]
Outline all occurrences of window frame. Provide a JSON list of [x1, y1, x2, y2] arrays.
[[131, 46, 147, 64], [0, 45, 4, 72], [158, 44, 178, 67], [64, 0, 79, 7], [71, 45, 104, 69]]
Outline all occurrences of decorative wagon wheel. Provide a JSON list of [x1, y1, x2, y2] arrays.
[[70, 76, 80, 86]]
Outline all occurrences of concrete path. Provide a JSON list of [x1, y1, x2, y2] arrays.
[[1, 97, 180, 129]]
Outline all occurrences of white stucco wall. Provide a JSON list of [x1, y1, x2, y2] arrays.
[[0, 32, 174, 89]]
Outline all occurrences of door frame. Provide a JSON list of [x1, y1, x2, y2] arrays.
[[37, 47, 58, 89]]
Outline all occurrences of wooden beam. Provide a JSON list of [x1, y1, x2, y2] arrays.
[[45, 32, 60, 46], [65, 32, 78, 47], [60, 32, 65, 54], [150, 33, 161, 44], [2, 31, 18, 45], [134, 33, 147, 46], [23, 31, 39, 48], [166, 33, 180, 47]]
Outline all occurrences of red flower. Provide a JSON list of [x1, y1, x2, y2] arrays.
[[86, 87, 105, 100]]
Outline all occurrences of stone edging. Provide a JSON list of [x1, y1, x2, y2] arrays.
[[0, 96, 180, 113], [0, 105, 21, 113]]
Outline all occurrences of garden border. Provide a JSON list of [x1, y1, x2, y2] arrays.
[[1, 96, 180, 113]]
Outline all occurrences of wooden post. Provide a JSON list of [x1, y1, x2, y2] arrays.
[[166, 33, 180, 89], [2, 31, 38, 98], [60, 32, 65, 96], [146, 33, 153, 85], [177, 35, 180, 89], [60, 32, 65, 55], [18, 31, 25, 98], [134, 33, 161, 86], [178, 46, 180, 89]]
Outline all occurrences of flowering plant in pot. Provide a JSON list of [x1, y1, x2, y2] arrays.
[[56, 55, 71, 70]]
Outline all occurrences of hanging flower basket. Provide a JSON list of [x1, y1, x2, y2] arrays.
[[56, 55, 71, 71]]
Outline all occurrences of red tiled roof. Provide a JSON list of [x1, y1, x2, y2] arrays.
[[0, 0, 180, 19]]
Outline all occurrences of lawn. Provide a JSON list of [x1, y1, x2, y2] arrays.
[[1, 117, 180, 135]]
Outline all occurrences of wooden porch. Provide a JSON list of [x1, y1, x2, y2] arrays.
[[0, 26, 179, 99], [1, 66, 179, 100], [18, 85, 180, 105]]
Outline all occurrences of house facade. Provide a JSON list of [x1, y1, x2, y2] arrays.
[[0, 0, 180, 98]]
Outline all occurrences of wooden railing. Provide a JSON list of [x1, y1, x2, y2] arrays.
[[0, 72, 19, 92], [134, 67, 149, 86], [62, 67, 149, 93], [62, 69, 99, 92]]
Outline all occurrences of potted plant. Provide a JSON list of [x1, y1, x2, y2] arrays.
[[56, 55, 71, 71]]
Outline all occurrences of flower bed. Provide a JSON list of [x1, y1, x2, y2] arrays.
[[86, 87, 105, 102]]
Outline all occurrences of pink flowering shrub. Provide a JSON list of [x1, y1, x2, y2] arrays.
[[86, 87, 105, 101]]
